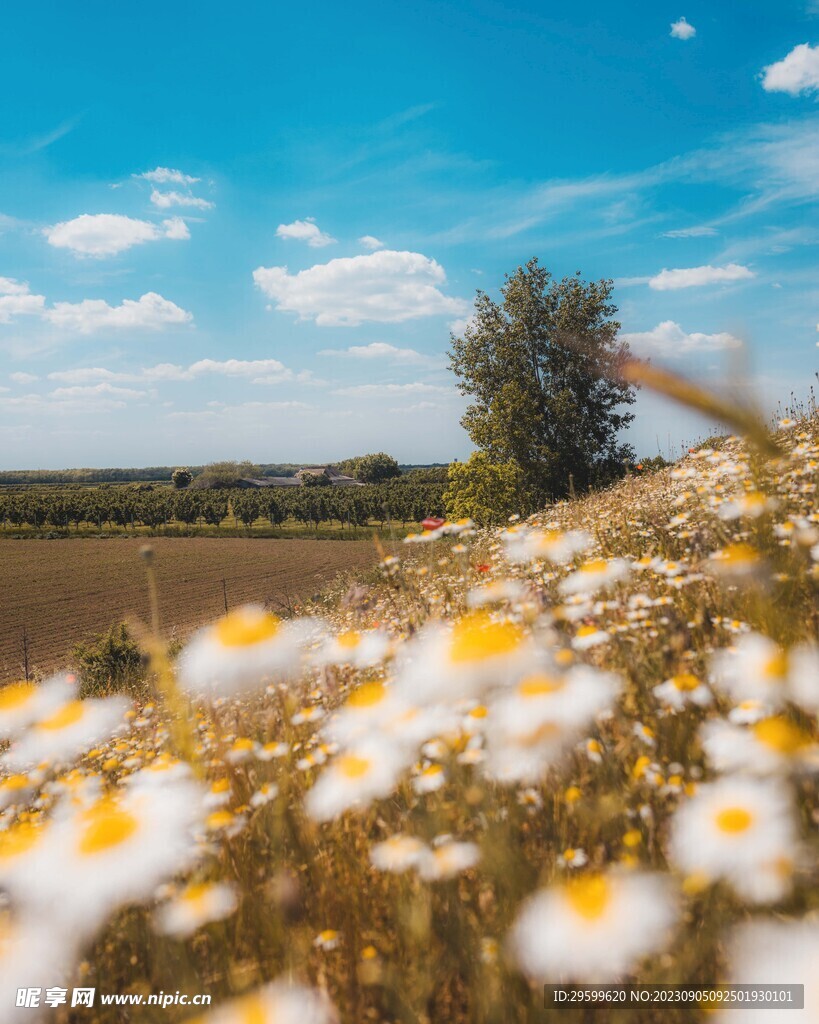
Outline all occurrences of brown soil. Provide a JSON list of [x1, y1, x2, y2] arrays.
[[0, 537, 378, 681]]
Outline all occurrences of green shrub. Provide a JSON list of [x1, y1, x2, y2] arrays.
[[71, 622, 148, 698]]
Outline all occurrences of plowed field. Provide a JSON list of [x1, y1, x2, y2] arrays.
[[0, 538, 378, 681]]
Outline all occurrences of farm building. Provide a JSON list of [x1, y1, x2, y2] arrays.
[[237, 465, 364, 488]]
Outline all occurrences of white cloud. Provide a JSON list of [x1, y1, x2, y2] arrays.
[[449, 314, 477, 335], [275, 218, 336, 248], [620, 320, 743, 357], [761, 43, 819, 95], [138, 167, 200, 185], [388, 401, 439, 413], [49, 382, 148, 401], [318, 342, 430, 362], [9, 372, 39, 384], [162, 217, 190, 240], [0, 276, 32, 296], [332, 382, 454, 396], [47, 367, 125, 384], [670, 17, 696, 40], [648, 263, 755, 290], [47, 358, 292, 384], [253, 249, 468, 327], [45, 213, 189, 256], [663, 225, 718, 238], [358, 235, 384, 250], [45, 292, 193, 333], [186, 358, 288, 378], [0, 288, 46, 322], [150, 189, 213, 210]]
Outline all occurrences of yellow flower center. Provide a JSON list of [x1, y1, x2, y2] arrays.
[[338, 755, 371, 779], [517, 674, 565, 697], [346, 682, 386, 709], [752, 717, 809, 754], [78, 801, 139, 854], [0, 683, 36, 711], [715, 806, 754, 834], [1, 774, 31, 792], [0, 822, 42, 860], [36, 701, 84, 732], [580, 559, 608, 574], [717, 543, 759, 566], [214, 609, 281, 648], [672, 673, 701, 692], [181, 883, 211, 907], [336, 631, 362, 649], [518, 721, 561, 747], [762, 651, 788, 681], [565, 875, 610, 920], [448, 613, 524, 664], [576, 625, 599, 638], [236, 995, 268, 1024]]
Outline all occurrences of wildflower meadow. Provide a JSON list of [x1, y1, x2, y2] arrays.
[[0, 384, 817, 1024]]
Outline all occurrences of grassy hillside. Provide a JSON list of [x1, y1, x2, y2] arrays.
[[0, 412, 816, 1022]]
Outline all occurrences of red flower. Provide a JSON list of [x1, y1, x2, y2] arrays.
[[476, 563, 490, 573], [421, 517, 446, 530]]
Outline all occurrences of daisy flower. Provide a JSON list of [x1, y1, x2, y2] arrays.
[[466, 580, 528, 608], [313, 929, 340, 951], [178, 605, 315, 697], [557, 848, 588, 869], [717, 492, 777, 520], [9, 771, 206, 935], [484, 667, 619, 783], [369, 835, 427, 874], [418, 840, 480, 881], [700, 717, 815, 775], [312, 629, 391, 669], [0, 672, 76, 741], [0, 912, 77, 1024], [571, 625, 610, 651], [710, 634, 803, 708], [559, 559, 630, 597], [508, 871, 676, 982], [394, 611, 539, 703], [668, 776, 798, 904], [2, 696, 129, 771], [186, 981, 337, 1024], [250, 782, 279, 808], [708, 543, 763, 580], [718, 919, 819, 1023], [155, 881, 238, 937], [305, 740, 408, 822], [653, 673, 713, 711], [413, 762, 446, 794], [502, 528, 592, 565]]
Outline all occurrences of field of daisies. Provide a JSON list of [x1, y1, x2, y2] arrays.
[[0, 412, 817, 1024]]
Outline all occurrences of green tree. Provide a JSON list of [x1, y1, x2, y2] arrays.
[[339, 452, 401, 484], [443, 452, 525, 525], [301, 471, 333, 487], [449, 259, 636, 508], [191, 461, 262, 489], [172, 467, 193, 489]]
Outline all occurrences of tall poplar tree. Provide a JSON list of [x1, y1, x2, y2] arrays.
[[449, 258, 636, 507]]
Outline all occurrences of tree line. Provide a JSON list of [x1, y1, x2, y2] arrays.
[[0, 480, 446, 533]]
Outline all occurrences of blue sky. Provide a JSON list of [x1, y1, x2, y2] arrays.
[[1, 0, 817, 468]]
